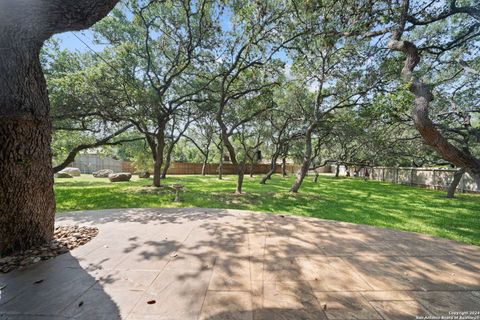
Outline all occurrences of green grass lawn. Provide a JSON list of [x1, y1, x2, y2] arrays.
[[55, 174, 480, 245]]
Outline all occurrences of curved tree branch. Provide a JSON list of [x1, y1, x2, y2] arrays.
[[387, 0, 480, 189], [1, 0, 120, 41], [53, 124, 136, 173]]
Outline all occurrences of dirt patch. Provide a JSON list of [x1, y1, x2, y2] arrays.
[[123, 185, 175, 195]]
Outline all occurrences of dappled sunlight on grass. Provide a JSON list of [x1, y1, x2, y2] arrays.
[[54, 174, 480, 245]]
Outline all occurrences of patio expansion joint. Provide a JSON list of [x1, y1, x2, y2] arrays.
[[197, 256, 218, 320]]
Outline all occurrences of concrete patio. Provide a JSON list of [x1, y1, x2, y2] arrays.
[[1, 208, 479, 319]]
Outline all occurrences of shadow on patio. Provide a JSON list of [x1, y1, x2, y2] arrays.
[[2, 208, 479, 319]]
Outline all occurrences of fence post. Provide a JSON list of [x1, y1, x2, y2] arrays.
[[410, 168, 414, 186], [432, 169, 437, 190], [382, 168, 385, 181]]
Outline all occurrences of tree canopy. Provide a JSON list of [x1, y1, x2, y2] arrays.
[[45, 0, 480, 194]]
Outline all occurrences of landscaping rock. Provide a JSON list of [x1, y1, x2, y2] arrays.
[[0, 225, 98, 273], [60, 167, 81, 177], [93, 169, 114, 178], [108, 172, 132, 182], [138, 171, 150, 178], [55, 172, 73, 178]]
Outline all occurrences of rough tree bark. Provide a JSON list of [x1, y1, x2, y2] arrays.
[[447, 168, 465, 199], [388, 3, 480, 191], [0, 0, 119, 254], [335, 163, 341, 178]]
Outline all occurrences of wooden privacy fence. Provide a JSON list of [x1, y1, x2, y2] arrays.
[[357, 167, 478, 193], [67, 154, 304, 175], [165, 162, 301, 175]]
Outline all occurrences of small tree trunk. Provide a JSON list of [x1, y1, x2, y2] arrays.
[[218, 146, 224, 180], [161, 148, 171, 179], [313, 172, 319, 183], [217, 114, 245, 193], [335, 163, 340, 178], [161, 156, 170, 179], [153, 157, 163, 187], [447, 168, 465, 199], [281, 156, 287, 177], [201, 156, 208, 176], [290, 130, 313, 193], [290, 161, 310, 193], [249, 158, 254, 177], [201, 138, 211, 176], [235, 163, 245, 194], [153, 133, 165, 187], [260, 172, 271, 184], [260, 154, 278, 184]]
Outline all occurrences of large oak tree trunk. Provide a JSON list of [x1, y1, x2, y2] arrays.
[[0, 0, 118, 255], [388, 36, 480, 191], [0, 42, 55, 254], [0, 0, 119, 254]]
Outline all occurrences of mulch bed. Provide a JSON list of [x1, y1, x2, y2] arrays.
[[0, 225, 98, 273]]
